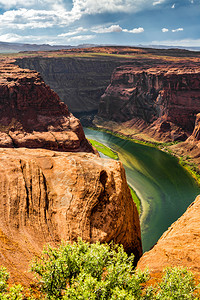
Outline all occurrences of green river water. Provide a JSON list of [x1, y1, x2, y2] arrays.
[[84, 128, 200, 252]]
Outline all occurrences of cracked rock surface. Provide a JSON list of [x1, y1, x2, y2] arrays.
[[0, 148, 142, 284]]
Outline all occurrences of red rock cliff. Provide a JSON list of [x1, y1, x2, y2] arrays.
[[137, 195, 200, 276], [0, 148, 142, 284], [98, 66, 200, 141], [0, 61, 94, 152]]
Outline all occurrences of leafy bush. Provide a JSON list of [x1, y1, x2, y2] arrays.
[[154, 267, 199, 300], [31, 239, 149, 299], [0, 240, 200, 299], [31, 240, 200, 299], [0, 267, 23, 300]]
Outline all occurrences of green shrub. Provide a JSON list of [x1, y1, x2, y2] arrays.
[[154, 267, 199, 300], [0, 240, 200, 299], [31, 239, 149, 299], [0, 267, 23, 300]]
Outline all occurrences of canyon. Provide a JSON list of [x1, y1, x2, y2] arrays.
[[16, 47, 200, 143], [0, 46, 200, 283], [16, 55, 126, 116]]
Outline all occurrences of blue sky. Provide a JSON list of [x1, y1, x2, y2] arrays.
[[0, 0, 199, 46]]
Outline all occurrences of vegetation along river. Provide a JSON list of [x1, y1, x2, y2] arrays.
[[84, 128, 200, 252]]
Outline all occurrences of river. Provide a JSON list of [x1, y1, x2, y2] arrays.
[[84, 128, 200, 252]]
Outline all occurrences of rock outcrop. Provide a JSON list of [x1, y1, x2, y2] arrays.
[[169, 113, 200, 169], [0, 61, 94, 152], [0, 148, 142, 284], [137, 195, 200, 275], [187, 113, 200, 143], [98, 66, 200, 141]]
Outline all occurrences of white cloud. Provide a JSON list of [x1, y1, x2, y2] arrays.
[[171, 3, 175, 8], [73, 0, 168, 14], [0, 32, 21, 42], [0, 0, 64, 10], [162, 28, 169, 32], [0, 31, 95, 45], [92, 25, 122, 33], [65, 34, 95, 42], [0, 0, 169, 16], [172, 28, 184, 32], [92, 24, 144, 34], [153, 0, 164, 5], [0, 0, 169, 33], [124, 27, 144, 33], [0, 7, 82, 30], [58, 27, 87, 37]]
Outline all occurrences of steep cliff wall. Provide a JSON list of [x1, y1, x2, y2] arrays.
[[137, 195, 200, 276], [0, 148, 142, 284], [98, 66, 200, 141], [15, 57, 123, 114], [0, 61, 94, 152]]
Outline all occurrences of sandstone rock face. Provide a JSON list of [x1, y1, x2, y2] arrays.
[[15, 57, 124, 114], [0, 62, 94, 153], [98, 66, 200, 141], [137, 195, 200, 275], [170, 113, 200, 169], [0, 148, 142, 284], [188, 113, 200, 142]]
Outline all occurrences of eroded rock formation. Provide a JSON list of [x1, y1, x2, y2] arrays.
[[0, 62, 94, 152], [137, 195, 200, 275], [170, 113, 200, 169], [0, 148, 142, 284], [98, 66, 200, 141]]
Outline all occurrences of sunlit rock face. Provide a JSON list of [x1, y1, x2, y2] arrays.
[[0, 62, 94, 153], [137, 195, 200, 276], [0, 148, 142, 284], [98, 65, 200, 141]]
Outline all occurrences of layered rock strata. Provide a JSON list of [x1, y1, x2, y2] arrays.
[[0, 148, 142, 283], [98, 66, 200, 141], [137, 195, 200, 275], [15, 57, 124, 114], [0, 62, 94, 152], [170, 113, 200, 169]]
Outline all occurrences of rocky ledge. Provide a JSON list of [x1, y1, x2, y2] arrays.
[[0, 61, 94, 152], [98, 65, 200, 141], [0, 148, 142, 284], [137, 195, 200, 276]]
